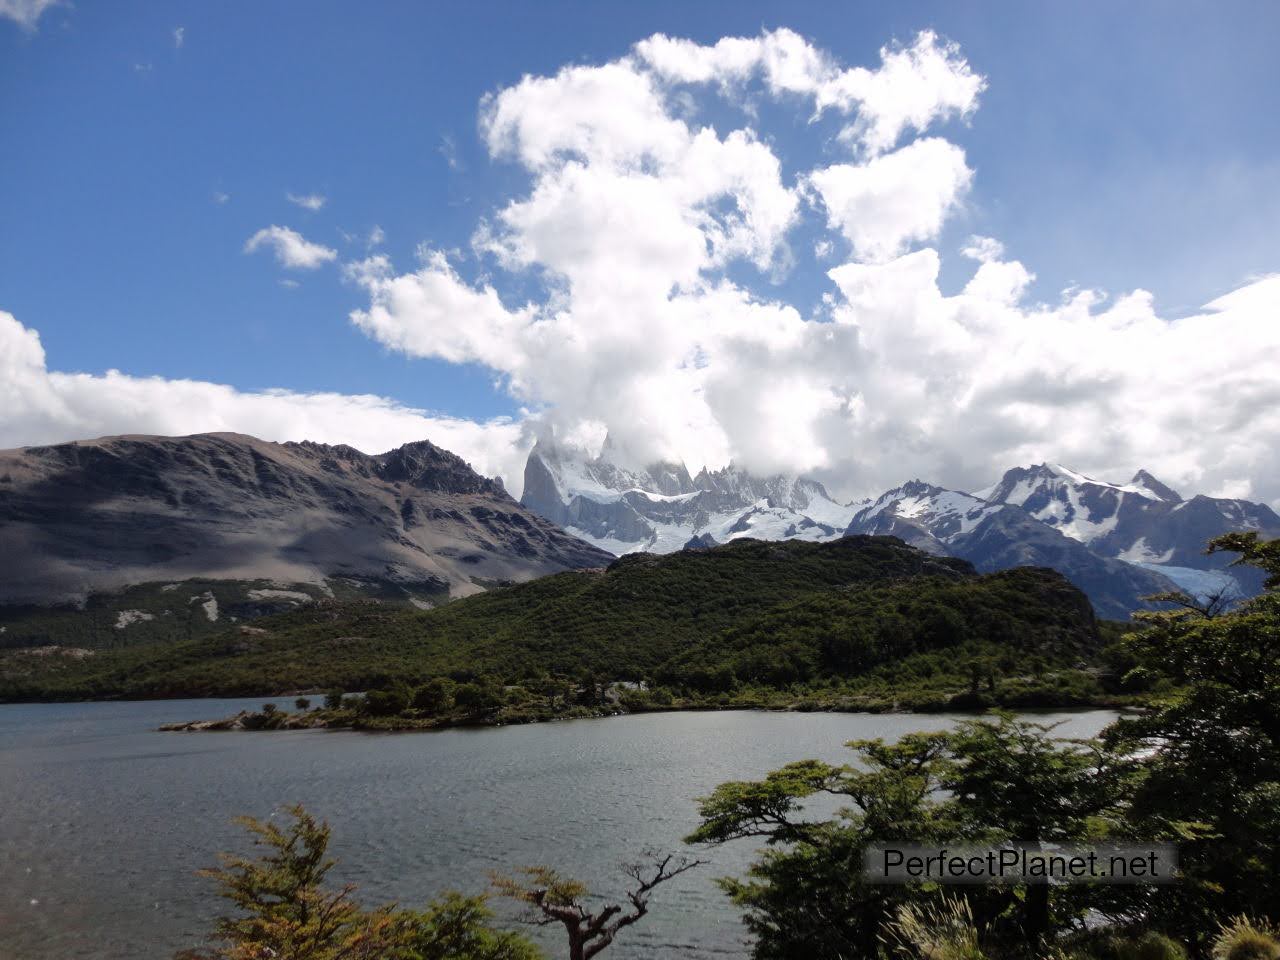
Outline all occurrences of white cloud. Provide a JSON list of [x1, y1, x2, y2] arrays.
[[287, 192, 327, 211], [173, 26, 184, 48], [636, 28, 984, 156], [212, 191, 230, 205], [339, 28, 1280, 508], [961, 235, 1004, 263], [807, 137, 973, 262], [245, 226, 337, 270], [0, 310, 530, 491], [0, 0, 59, 30], [348, 252, 534, 371]]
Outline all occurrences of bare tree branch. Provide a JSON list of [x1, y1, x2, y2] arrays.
[[492, 853, 704, 960]]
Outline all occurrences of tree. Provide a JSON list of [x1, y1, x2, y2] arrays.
[[179, 804, 396, 960], [492, 854, 702, 960], [364, 684, 411, 717], [454, 682, 501, 714], [401, 892, 545, 960], [686, 734, 954, 960], [686, 719, 1120, 959], [1106, 534, 1280, 945], [414, 677, 455, 714], [178, 805, 544, 960], [323, 690, 345, 711], [943, 714, 1121, 942], [295, 698, 312, 711]]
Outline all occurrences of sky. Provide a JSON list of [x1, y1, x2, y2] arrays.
[[2, 1, 1279, 505]]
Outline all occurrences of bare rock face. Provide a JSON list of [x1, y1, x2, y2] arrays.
[[0, 432, 611, 605]]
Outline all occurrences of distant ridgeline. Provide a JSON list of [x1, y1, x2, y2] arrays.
[[522, 436, 1280, 620], [0, 535, 1124, 711], [0, 430, 611, 651]]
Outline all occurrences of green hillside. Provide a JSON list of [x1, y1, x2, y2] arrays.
[[0, 536, 1121, 709]]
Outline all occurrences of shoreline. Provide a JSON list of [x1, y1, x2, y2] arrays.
[[157, 696, 1140, 734]]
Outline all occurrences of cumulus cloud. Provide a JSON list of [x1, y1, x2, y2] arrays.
[[338, 27, 1280, 507], [635, 28, 984, 155], [173, 26, 184, 48], [807, 137, 973, 261], [0, 310, 529, 490], [245, 225, 337, 270], [0, 0, 58, 30], [287, 192, 327, 211], [961, 235, 1004, 263]]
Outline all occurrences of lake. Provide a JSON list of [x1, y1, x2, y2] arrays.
[[0, 701, 1117, 959]]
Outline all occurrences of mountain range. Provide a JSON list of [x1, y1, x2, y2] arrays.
[[520, 434, 857, 554], [1, 430, 1274, 630], [520, 438, 1280, 620], [0, 433, 609, 608]]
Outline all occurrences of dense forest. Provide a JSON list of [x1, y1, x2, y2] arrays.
[[0, 536, 1135, 712]]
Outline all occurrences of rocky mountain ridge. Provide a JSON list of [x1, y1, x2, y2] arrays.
[[0, 432, 610, 606]]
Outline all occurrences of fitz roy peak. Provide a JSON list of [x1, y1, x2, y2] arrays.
[[518, 439, 1279, 619], [520, 434, 861, 555]]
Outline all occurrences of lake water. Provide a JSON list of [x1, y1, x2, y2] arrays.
[[0, 701, 1117, 959]]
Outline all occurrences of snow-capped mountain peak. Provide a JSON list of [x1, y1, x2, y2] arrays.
[[523, 434, 1278, 614], [850, 481, 1000, 545], [520, 436, 860, 556], [974, 463, 1167, 544], [972, 462, 1280, 603], [1130, 469, 1182, 503]]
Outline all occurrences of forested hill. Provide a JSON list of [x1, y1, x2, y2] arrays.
[[0, 536, 1108, 706]]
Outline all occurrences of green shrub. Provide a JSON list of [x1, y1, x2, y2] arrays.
[[413, 677, 455, 714], [1213, 918, 1280, 960], [363, 685, 410, 716]]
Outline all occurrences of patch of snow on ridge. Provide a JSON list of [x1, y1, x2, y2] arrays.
[[1045, 483, 1121, 544], [1116, 538, 1174, 564], [573, 530, 652, 557], [1047, 463, 1155, 499], [191, 592, 219, 622], [997, 476, 1040, 508], [246, 589, 313, 603], [802, 494, 869, 529], [114, 609, 155, 630]]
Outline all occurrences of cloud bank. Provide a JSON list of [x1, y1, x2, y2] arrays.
[[0, 310, 529, 488], [342, 28, 1280, 505], [3, 27, 1278, 508]]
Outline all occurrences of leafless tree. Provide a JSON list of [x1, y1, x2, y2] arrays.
[[492, 852, 703, 960]]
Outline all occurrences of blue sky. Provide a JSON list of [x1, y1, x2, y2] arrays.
[[2, 1, 1279, 503]]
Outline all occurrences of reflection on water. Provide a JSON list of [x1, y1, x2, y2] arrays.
[[0, 701, 1116, 959]]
